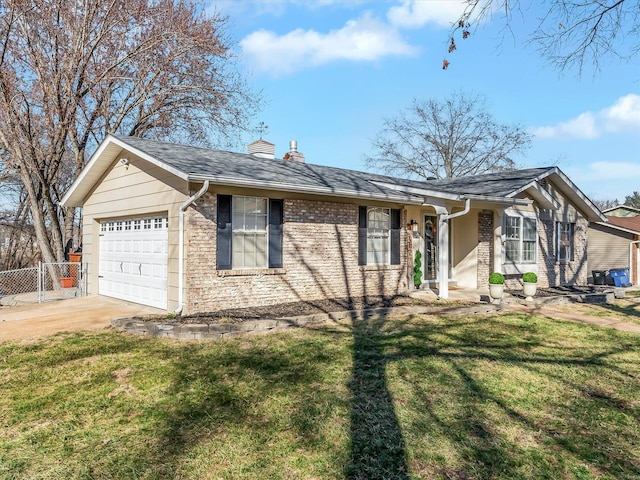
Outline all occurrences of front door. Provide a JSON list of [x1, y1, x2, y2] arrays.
[[424, 215, 438, 281]]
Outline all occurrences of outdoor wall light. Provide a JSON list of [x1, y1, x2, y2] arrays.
[[409, 219, 418, 232]]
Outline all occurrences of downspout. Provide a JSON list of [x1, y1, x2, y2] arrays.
[[631, 240, 640, 286], [175, 180, 209, 315], [437, 198, 471, 299]]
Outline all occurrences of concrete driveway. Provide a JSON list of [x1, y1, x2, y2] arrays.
[[0, 296, 164, 342]]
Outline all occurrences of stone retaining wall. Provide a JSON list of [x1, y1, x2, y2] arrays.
[[111, 304, 507, 340]]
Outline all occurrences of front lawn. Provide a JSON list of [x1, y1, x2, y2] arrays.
[[1, 311, 639, 479], [545, 291, 640, 326]]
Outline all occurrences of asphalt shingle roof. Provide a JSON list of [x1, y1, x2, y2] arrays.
[[114, 135, 554, 200]]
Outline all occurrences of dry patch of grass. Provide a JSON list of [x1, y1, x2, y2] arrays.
[[1, 310, 639, 479]]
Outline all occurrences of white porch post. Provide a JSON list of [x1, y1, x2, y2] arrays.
[[438, 214, 450, 299], [424, 199, 470, 300]]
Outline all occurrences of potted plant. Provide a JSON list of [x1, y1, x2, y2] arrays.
[[488, 272, 505, 303], [413, 251, 422, 289], [522, 272, 538, 301]]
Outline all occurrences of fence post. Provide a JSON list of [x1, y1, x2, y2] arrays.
[[38, 261, 42, 303]]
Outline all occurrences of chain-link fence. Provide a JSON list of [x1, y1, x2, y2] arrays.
[[0, 266, 39, 303], [0, 262, 86, 305]]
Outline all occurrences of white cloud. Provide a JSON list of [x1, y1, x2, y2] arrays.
[[601, 94, 640, 133], [570, 161, 640, 181], [387, 0, 467, 29], [240, 13, 419, 75], [531, 94, 640, 140]]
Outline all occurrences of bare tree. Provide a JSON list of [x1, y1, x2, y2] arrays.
[[365, 92, 531, 180], [592, 197, 620, 211], [447, 0, 639, 74], [0, 0, 259, 265]]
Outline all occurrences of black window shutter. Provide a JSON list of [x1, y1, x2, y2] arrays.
[[216, 195, 232, 270], [269, 199, 283, 268], [390, 209, 401, 265], [358, 206, 367, 265]]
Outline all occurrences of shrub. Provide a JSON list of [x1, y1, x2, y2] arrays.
[[413, 251, 422, 288], [489, 272, 505, 284], [523, 272, 538, 283]]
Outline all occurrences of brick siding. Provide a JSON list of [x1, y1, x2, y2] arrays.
[[477, 210, 493, 287], [184, 195, 409, 314], [537, 217, 589, 287]]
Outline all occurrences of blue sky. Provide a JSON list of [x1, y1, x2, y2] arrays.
[[213, 0, 639, 203]]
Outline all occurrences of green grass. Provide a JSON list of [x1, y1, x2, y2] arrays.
[[1, 311, 639, 479]]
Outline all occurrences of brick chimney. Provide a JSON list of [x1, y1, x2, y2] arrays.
[[248, 139, 275, 159], [283, 140, 305, 163]]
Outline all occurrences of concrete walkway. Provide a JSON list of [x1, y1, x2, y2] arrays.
[[0, 296, 164, 342]]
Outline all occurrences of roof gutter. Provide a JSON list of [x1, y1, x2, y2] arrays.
[[464, 194, 532, 205], [175, 180, 209, 315], [187, 175, 423, 205]]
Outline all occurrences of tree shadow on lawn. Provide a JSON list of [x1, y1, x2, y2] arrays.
[[345, 316, 409, 479], [345, 312, 640, 479], [148, 331, 352, 478], [62, 311, 639, 479]]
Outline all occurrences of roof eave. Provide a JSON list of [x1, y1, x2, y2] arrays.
[[464, 194, 532, 205], [188, 175, 424, 204], [593, 221, 640, 235], [370, 180, 463, 201], [60, 135, 189, 207]]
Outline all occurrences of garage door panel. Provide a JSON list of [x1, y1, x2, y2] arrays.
[[99, 216, 168, 309]]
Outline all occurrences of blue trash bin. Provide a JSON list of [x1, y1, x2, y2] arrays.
[[609, 268, 631, 287]]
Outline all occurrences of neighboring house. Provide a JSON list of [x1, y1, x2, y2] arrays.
[[588, 215, 640, 286], [61, 135, 605, 314], [602, 205, 640, 218]]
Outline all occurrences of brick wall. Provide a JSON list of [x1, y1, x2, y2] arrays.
[[477, 210, 493, 287], [184, 195, 409, 314], [538, 217, 589, 287]]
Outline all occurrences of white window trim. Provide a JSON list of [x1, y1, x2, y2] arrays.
[[502, 210, 538, 275], [231, 196, 269, 269], [367, 206, 391, 265]]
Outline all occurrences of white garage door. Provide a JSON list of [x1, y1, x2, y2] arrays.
[[99, 217, 168, 309]]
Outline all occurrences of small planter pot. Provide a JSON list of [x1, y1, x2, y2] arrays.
[[523, 281, 537, 301], [489, 283, 504, 303], [60, 277, 74, 288]]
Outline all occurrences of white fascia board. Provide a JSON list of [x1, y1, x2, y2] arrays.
[[188, 175, 425, 204], [369, 180, 463, 201], [506, 178, 559, 210], [544, 168, 607, 222], [110, 136, 189, 181], [60, 134, 118, 207], [60, 135, 189, 207], [464, 194, 532, 205]]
